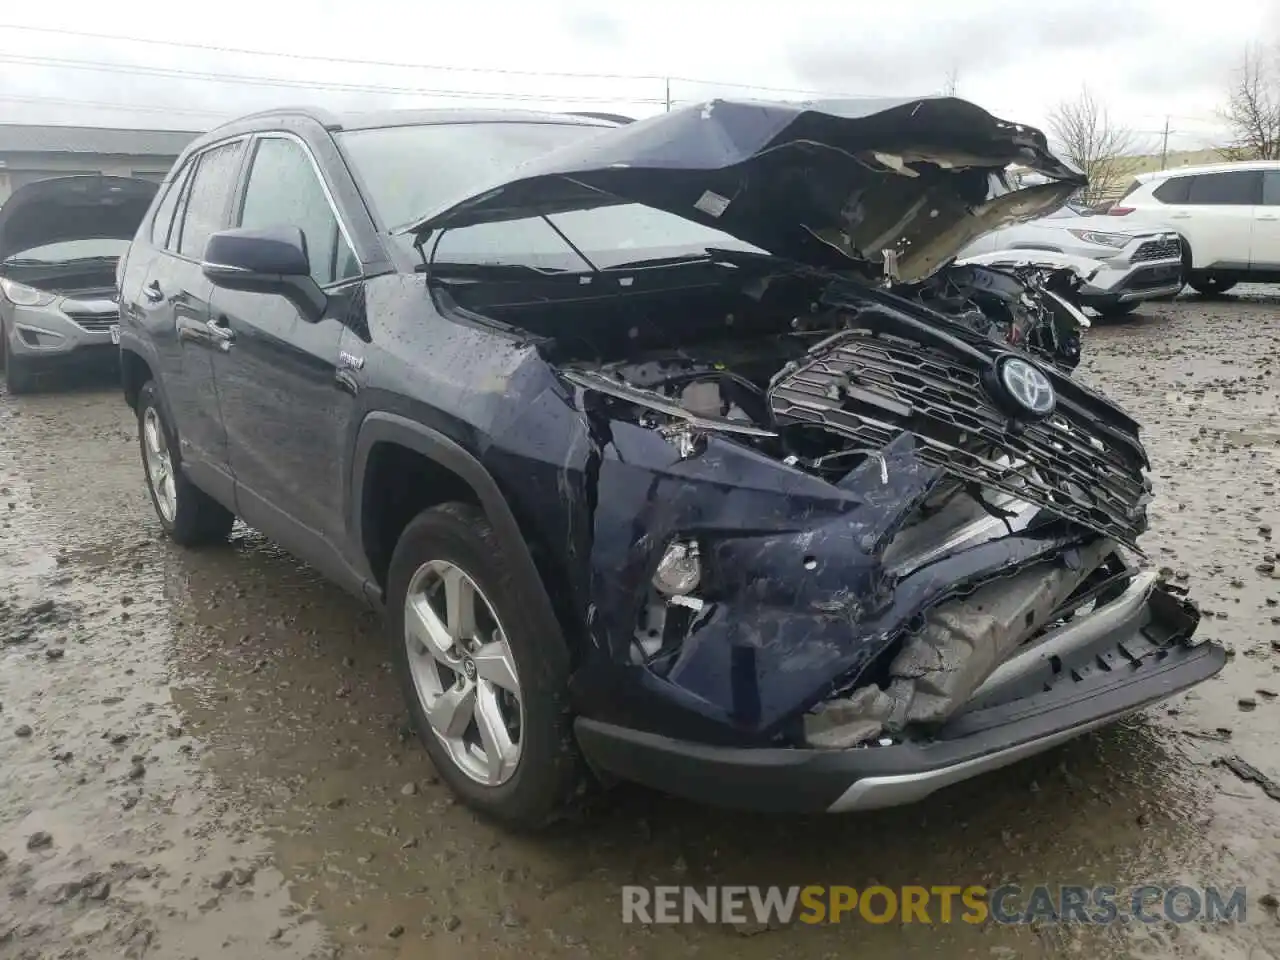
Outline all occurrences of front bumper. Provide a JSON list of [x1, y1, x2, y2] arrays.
[[1078, 256, 1184, 307], [575, 580, 1224, 813], [5, 303, 118, 372]]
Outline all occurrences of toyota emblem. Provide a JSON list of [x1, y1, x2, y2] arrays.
[[998, 357, 1056, 417]]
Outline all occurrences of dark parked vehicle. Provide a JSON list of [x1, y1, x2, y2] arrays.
[[1, 175, 157, 393], [116, 98, 1224, 827]]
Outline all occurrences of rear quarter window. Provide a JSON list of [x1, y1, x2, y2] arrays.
[[1151, 177, 1190, 204]]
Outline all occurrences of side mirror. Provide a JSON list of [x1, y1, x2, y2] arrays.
[[202, 226, 327, 321]]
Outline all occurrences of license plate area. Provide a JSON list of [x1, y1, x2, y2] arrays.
[[109, 325, 121, 345]]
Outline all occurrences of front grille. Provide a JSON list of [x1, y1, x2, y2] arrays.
[[63, 312, 119, 332], [769, 333, 1150, 549], [1131, 236, 1180, 262]]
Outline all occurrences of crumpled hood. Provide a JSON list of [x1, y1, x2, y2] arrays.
[[398, 96, 1086, 282], [0, 175, 158, 263]]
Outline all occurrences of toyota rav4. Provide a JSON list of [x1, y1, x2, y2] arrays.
[[115, 98, 1224, 827]]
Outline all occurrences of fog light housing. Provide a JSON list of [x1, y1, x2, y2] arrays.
[[653, 540, 701, 596]]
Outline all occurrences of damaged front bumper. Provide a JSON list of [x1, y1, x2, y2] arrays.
[[574, 579, 1223, 812]]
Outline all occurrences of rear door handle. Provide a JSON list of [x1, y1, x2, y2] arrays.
[[1169, 213, 1191, 219], [1258, 215, 1279, 221], [143, 281, 164, 303]]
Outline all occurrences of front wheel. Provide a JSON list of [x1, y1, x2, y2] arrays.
[[387, 502, 584, 828], [136, 380, 234, 545], [1095, 302, 1140, 319], [2, 322, 38, 395], [1188, 275, 1237, 296]]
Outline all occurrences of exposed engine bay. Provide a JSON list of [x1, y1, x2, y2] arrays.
[[560, 261, 1124, 540], [552, 259, 1163, 749]]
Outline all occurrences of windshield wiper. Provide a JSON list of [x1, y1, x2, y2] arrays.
[[604, 247, 783, 271], [605, 252, 716, 270], [415, 261, 572, 279]]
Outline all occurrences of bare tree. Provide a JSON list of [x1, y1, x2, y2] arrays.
[[1218, 44, 1280, 160], [1047, 86, 1147, 207], [941, 64, 960, 98]]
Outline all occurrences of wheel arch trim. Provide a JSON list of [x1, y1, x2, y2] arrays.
[[350, 413, 558, 631]]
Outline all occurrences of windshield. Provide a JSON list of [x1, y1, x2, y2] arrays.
[[3, 237, 131, 264], [338, 120, 761, 270], [338, 121, 608, 230]]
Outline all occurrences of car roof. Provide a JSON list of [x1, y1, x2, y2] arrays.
[[181, 105, 621, 155], [1136, 159, 1280, 183]]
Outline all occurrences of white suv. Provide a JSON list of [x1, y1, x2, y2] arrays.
[[1110, 161, 1280, 295]]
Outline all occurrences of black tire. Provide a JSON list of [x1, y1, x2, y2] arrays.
[[136, 380, 234, 545], [387, 501, 584, 828], [1095, 302, 1140, 319], [1188, 275, 1237, 296], [2, 321, 38, 395]]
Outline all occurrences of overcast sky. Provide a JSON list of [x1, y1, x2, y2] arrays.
[[1, 0, 1277, 152]]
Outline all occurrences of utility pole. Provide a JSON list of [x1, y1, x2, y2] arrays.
[[665, 78, 671, 112], [1160, 116, 1170, 170]]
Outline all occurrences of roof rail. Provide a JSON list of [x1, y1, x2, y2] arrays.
[[217, 105, 343, 129], [565, 111, 634, 125]]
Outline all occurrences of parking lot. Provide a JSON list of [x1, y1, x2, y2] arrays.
[[1, 292, 1278, 959]]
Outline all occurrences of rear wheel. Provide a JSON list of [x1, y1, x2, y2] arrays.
[[387, 502, 584, 828], [136, 380, 234, 545]]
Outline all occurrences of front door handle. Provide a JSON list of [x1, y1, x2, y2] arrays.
[[334, 351, 363, 394], [143, 281, 164, 303], [207, 316, 235, 351], [334, 370, 360, 395]]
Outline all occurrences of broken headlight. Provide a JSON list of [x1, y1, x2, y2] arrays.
[[652, 540, 702, 596]]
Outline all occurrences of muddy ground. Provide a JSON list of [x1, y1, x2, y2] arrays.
[[1, 293, 1279, 960]]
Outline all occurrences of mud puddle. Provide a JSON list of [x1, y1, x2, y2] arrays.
[[2, 295, 1279, 959]]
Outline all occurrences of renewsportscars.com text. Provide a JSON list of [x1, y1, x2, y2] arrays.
[[622, 884, 1249, 926]]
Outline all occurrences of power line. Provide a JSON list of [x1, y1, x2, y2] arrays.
[[0, 21, 864, 98], [0, 53, 672, 105], [0, 93, 230, 119]]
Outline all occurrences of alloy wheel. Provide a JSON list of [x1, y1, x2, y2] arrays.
[[142, 406, 177, 523], [403, 559, 524, 786]]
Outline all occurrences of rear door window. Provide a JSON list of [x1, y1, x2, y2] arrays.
[[176, 140, 247, 259], [1186, 170, 1261, 206], [1152, 177, 1191, 204]]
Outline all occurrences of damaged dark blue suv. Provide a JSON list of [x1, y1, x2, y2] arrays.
[[115, 97, 1225, 827]]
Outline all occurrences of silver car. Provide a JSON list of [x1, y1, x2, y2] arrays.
[[1, 176, 157, 393], [956, 205, 1184, 318]]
